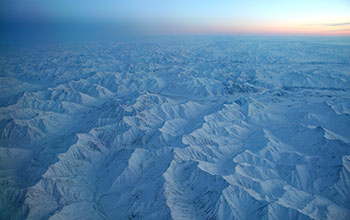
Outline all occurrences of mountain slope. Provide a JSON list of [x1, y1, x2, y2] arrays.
[[0, 36, 349, 220]]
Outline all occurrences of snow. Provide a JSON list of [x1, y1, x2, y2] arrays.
[[0, 36, 349, 220]]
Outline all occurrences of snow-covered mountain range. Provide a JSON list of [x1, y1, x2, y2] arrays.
[[1, 36, 349, 220]]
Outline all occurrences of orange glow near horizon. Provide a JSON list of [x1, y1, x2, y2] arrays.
[[160, 22, 350, 36], [230, 24, 350, 36]]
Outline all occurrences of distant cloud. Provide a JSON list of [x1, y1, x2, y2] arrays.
[[333, 28, 350, 32], [324, 22, 350, 26], [307, 22, 350, 26], [323, 28, 350, 33]]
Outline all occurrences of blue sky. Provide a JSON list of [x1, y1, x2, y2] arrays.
[[1, 0, 350, 35]]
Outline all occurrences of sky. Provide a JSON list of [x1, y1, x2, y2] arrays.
[[1, 0, 350, 36]]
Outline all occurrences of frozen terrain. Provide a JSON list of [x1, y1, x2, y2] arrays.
[[0, 36, 350, 220]]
